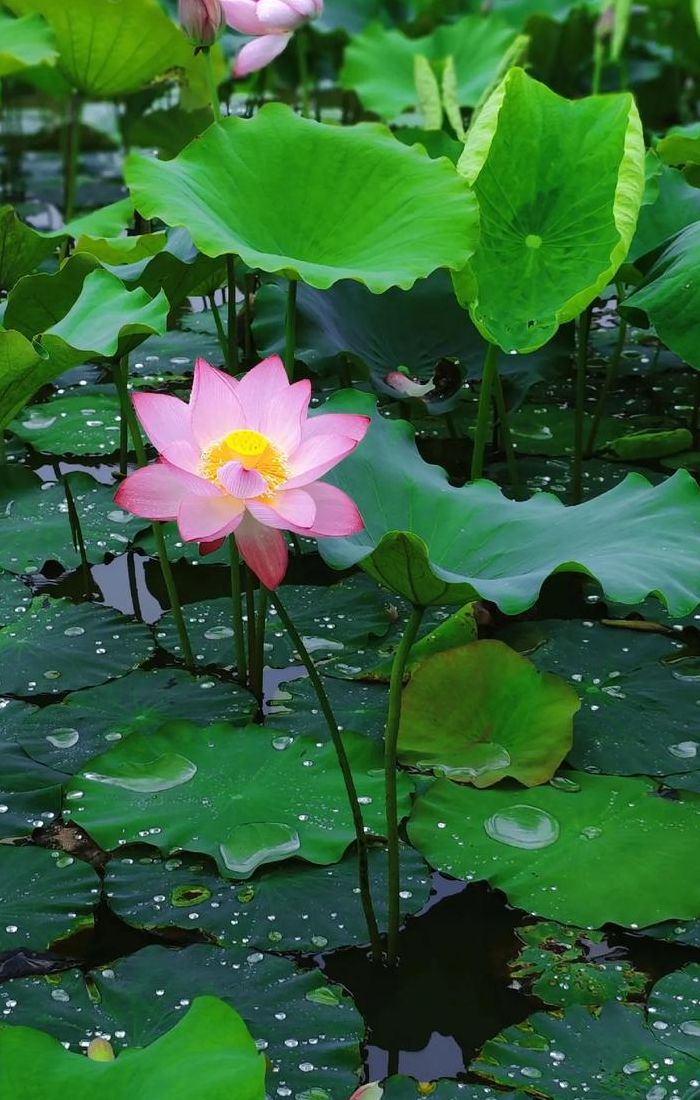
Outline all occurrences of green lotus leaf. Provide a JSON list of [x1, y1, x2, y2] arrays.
[[0, 206, 56, 293], [65, 722, 413, 877], [452, 67, 645, 352], [266, 674, 389, 741], [107, 227, 225, 308], [381, 1079, 519, 1099], [124, 103, 479, 293], [657, 122, 700, 168], [3, 0, 203, 99], [340, 16, 516, 121], [648, 963, 700, 1061], [0, 845, 98, 952], [9, 390, 125, 456], [0, 331, 45, 436], [73, 232, 167, 266], [318, 392, 700, 614], [623, 221, 700, 371], [630, 162, 700, 262], [398, 640, 580, 787], [0, 736, 65, 839], [0, 571, 31, 629], [0, 11, 56, 78], [0, 997, 265, 1100], [408, 772, 700, 927], [471, 1001, 700, 1098]]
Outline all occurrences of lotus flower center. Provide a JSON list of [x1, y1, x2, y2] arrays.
[[200, 428, 288, 494]]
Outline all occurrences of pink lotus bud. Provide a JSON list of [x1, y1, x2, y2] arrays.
[[349, 1086, 383, 1100], [179, 0, 226, 46], [385, 371, 434, 399]]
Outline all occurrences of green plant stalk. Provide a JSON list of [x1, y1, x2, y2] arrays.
[[245, 567, 257, 686], [385, 605, 425, 965], [116, 357, 195, 670], [285, 278, 298, 380], [471, 342, 499, 480], [251, 586, 269, 702], [63, 474, 89, 572], [227, 255, 239, 372], [492, 369, 522, 498], [204, 47, 222, 122], [127, 550, 143, 621], [0, 431, 6, 465], [585, 317, 627, 456], [296, 27, 311, 118], [243, 274, 255, 366], [592, 36, 605, 95], [268, 588, 382, 959], [573, 308, 591, 503], [691, 372, 700, 443], [228, 537, 247, 683], [208, 294, 229, 368], [63, 93, 82, 224]]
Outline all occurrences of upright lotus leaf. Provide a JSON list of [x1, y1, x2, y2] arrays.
[[0, 12, 56, 77], [397, 640, 580, 787], [65, 722, 413, 877], [0, 997, 266, 1100], [0, 330, 45, 436], [0, 206, 57, 292], [623, 221, 700, 371], [318, 392, 700, 614], [124, 104, 479, 293], [453, 67, 645, 352], [3, 0, 203, 99], [630, 162, 700, 261], [408, 772, 700, 928], [340, 17, 516, 122], [657, 122, 700, 170]]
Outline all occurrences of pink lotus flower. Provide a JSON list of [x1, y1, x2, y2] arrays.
[[178, 0, 226, 46], [114, 356, 368, 590], [222, 0, 323, 77], [349, 1086, 383, 1100]]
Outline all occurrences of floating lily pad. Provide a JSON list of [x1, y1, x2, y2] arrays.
[[648, 964, 700, 1061], [0, 996, 265, 1100], [266, 674, 389, 741], [319, 392, 700, 614], [65, 723, 413, 877], [0, 844, 98, 952], [124, 103, 479, 293], [398, 640, 580, 787], [0, 572, 31, 629], [0, 597, 154, 696], [471, 1000, 700, 1098], [13, 668, 256, 775], [0, 469, 142, 574], [104, 843, 431, 952], [340, 16, 516, 121], [0, 945, 362, 1100], [10, 392, 124, 456], [498, 618, 700, 788], [511, 921, 646, 1008], [408, 772, 700, 928], [453, 68, 645, 352], [0, 733, 64, 838]]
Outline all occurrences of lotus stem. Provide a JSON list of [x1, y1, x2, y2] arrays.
[[573, 308, 591, 503], [284, 278, 298, 380], [251, 585, 269, 702], [63, 93, 82, 223], [204, 47, 222, 122], [385, 604, 425, 965], [586, 316, 627, 457], [296, 27, 311, 118], [268, 587, 382, 960], [227, 255, 239, 372], [63, 473, 90, 581], [592, 37, 605, 96], [245, 566, 257, 683], [691, 372, 700, 442], [228, 537, 247, 684], [492, 369, 523, 498], [208, 294, 229, 368], [471, 342, 499, 481], [116, 356, 195, 670]]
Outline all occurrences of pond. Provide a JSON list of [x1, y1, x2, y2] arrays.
[[3, 1, 700, 1098]]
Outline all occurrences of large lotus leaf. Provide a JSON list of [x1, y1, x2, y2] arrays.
[[630, 163, 700, 262], [510, 920, 646, 1009], [340, 16, 516, 121], [3, 253, 98, 340], [0, 206, 56, 292], [452, 68, 645, 352], [624, 221, 700, 371], [13, 668, 256, 775], [0, 12, 56, 77], [124, 103, 479, 293], [266, 674, 389, 741], [0, 946, 362, 1100], [0, 737, 65, 839], [498, 619, 700, 788], [0, 332, 46, 438], [648, 964, 700, 1061], [318, 392, 700, 614], [0, 844, 98, 952], [0, 469, 142, 574], [3, 0, 203, 99], [407, 772, 700, 927], [9, 391, 124, 456], [0, 997, 265, 1100], [398, 640, 580, 787], [107, 227, 225, 308], [65, 722, 413, 877], [0, 571, 31, 629], [0, 597, 155, 696], [104, 843, 431, 952], [471, 1001, 700, 1098]]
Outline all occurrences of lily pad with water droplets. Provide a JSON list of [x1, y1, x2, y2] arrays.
[[319, 392, 700, 614], [0, 995, 265, 1100], [0, 572, 31, 629], [0, 844, 98, 952], [9, 391, 125, 457], [0, 597, 155, 696], [408, 772, 700, 928], [266, 674, 389, 742], [104, 843, 431, 953], [381, 1078, 518, 1099], [0, 945, 361, 1100], [471, 1000, 700, 1098], [648, 964, 700, 1062], [398, 640, 580, 787], [13, 668, 257, 775], [65, 722, 413, 878], [124, 103, 479, 294], [0, 734, 64, 838]]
